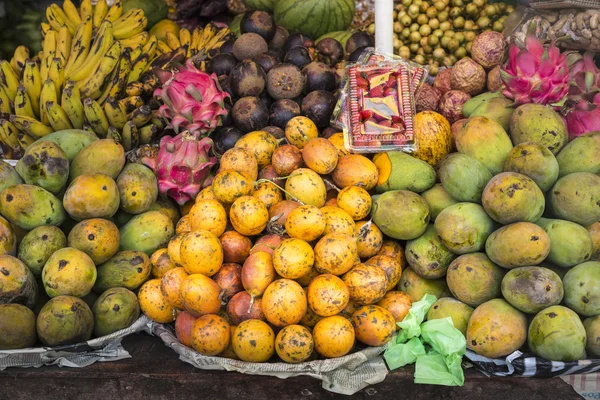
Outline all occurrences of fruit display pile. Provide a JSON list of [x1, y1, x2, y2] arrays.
[[0, 0, 599, 373]]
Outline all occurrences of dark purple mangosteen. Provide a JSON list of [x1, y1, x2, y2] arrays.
[[212, 126, 244, 156], [302, 90, 337, 128], [219, 38, 236, 55], [269, 99, 301, 129], [254, 53, 278, 74], [263, 126, 285, 139], [229, 60, 266, 97], [269, 25, 289, 50], [218, 75, 236, 100], [267, 46, 285, 62], [220, 102, 233, 128], [346, 32, 375, 55], [259, 91, 274, 110], [284, 46, 312, 69], [348, 46, 369, 62], [208, 53, 237, 76], [322, 126, 338, 139], [241, 11, 276, 42], [316, 38, 344, 66], [232, 96, 269, 132], [302, 62, 336, 93], [284, 33, 314, 52]]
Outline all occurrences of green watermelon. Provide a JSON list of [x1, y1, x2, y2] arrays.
[[316, 31, 354, 48], [274, 0, 355, 40], [243, 0, 275, 12]]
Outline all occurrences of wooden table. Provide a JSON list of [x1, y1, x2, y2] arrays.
[[1, 333, 581, 400]]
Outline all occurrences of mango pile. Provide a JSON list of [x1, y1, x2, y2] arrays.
[[0, 129, 179, 348]]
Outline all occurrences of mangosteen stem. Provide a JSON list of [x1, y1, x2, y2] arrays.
[[248, 296, 255, 313], [254, 178, 305, 205], [322, 178, 341, 192]]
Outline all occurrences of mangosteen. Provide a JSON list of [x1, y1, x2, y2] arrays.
[[284, 33, 314, 52], [208, 53, 237, 76], [218, 75, 236, 100], [302, 62, 336, 93], [232, 33, 268, 61], [269, 99, 301, 129], [263, 126, 285, 139], [212, 127, 244, 156], [348, 47, 369, 62], [220, 103, 233, 128], [267, 46, 285, 62], [284, 46, 312, 69], [241, 11, 276, 42], [259, 91, 273, 110], [232, 96, 269, 132], [270, 25, 289, 50], [302, 90, 336, 128], [316, 38, 344, 66], [230, 60, 266, 97], [266, 64, 305, 100], [220, 38, 236, 55], [346, 32, 375, 55], [254, 53, 277, 74], [322, 126, 338, 139]]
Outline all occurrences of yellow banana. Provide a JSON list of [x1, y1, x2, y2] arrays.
[[98, 48, 132, 105], [104, 97, 128, 130], [121, 120, 138, 151], [40, 23, 51, 40], [17, 131, 36, 150], [48, 57, 65, 95], [165, 32, 181, 50], [83, 98, 109, 137], [0, 119, 21, 149], [14, 86, 36, 119], [93, 0, 109, 30], [0, 61, 19, 100], [23, 60, 41, 115], [68, 21, 113, 82], [151, 113, 166, 131], [0, 86, 12, 115], [196, 24, 216, 50], [142, 35, 158, 60], [10, 115, 53, 138], [41, 50, 56, 83], [46, 100, 73, 131], [106, 0, 123, 22], [128, 105, 152, 128], [113, 10, 147, 40], [10, 46, 30, 74], [119, 32, 149, 49], [79, 0, 93, 21], [127, 54, 150, 84], [139, 123, 158, 145], [125, 81, 144, 97], [39, 79, 58, 125], [61, 81, 85, 129], [64, 16, 93, 77], [179, 28, 192, 56], [62, 0, 81, 26], [129, 45, 143, 65], [191, 27, 202, 53], [205, 28, 231, 52], [156, 40, 172, 55], [56, 26, 72, 65], [77, 41, 121, 99], [47, 4, 77, 35], [119, 95, 143, 113], [107, 125, 121, 142]]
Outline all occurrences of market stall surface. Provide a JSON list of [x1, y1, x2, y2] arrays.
[[0, 333, 581, 400]]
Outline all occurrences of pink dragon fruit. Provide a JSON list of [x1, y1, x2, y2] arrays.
[[562, 52, 600, 139], [501, 24, 570, 107], [143, 131, 217, 205], [154, 59, 230, 135]]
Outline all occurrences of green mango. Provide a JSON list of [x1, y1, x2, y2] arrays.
[[119, 211, 174, 255], [16, 141, 69, 194], [0, 184, 66, 230], [40, 129, 98, 162]]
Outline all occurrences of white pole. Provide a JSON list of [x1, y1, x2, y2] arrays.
[[375, 0, 394, 54]]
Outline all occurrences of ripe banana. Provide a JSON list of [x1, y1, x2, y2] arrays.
[[205, 28, 231, 52], [119, 95, 143, 113], [23, 60, 42, 115], [127, 54, 150, 84], [39, 79, 58, 126], [83, 98, 109, 137], [125, 81, 144, 97], [107, 125, 121, 142], [14, 86, 36, 119], [119, 31, 149, 50], [48, 57, 65, 96], [139, 123, 158, 145], [77, 40, 122, 100], [0, 61, 19, 100], [196, 24, 216, 51], [128, 105, 152, 128], [156, 40, 172, 55], [151, 113, 166, 131], [104, 96, 128, 130], [0, 85, 12, 115], [68, 21, 113, 82], [121, 120, 139, 151], [93, 0, 109, 30], [47, 4, 77, 35], [17, 131, 36, 150], [10, 115, 53, 138], [79, 0, 93, 21], [62, 0, 82, 26], [41, 23, 51, 40], [129, 45, 143, 65], [64, 16, 93, 77], [143, 35, 158, 59], [113, 10, 147, 40], [41, 50, 55, 83], [191, 27, 202, 51], [46, 100, 73, 131], [61, 82, 85, 129], [106, 0, 124, 23], [165, 32, 181, 51], [10, 46, 30, 75], [98, 49, 132, 105], [0, 119, 21, 149], [56, 26, 72, 65]]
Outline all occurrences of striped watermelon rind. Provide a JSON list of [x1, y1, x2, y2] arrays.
[[274, 0, 355, 40], [243, 0, 275, 12], [315, 30, 354, 48]]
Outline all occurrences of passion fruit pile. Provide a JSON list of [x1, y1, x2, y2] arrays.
[[139, 122, 417, 362], [205, 10, 375, 153], [367, 0, 514, 75]]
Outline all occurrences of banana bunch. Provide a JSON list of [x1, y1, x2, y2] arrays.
[[157, 24, 232, 61]]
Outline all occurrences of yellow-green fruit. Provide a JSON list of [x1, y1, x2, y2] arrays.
[[119, 211, 174, 256], [548, 172, 600, 226], [397, 267, 450, 302], [446, 253, 505, 307], [406, 224, 456, 279], [0, 184, 66, 230], [0, 161, 23, 193], [373, 151, 436, 194], [148, 197, 180, 226], [18, 226, 67, 276], [42, 247, 97, 298], [509, 103, 568, 155], [503, 143, 559, 194], [464, 95, 514, 131], [482, 172, 545, 224], [438, 153, 492, 203], [528, 305, 586, 361], [67, 219, 120, 265], [0, 304, 37, 349], [69, 139, 126, 181], [36, 295, 93, 346], [149, 19, 180, 42], [15, 141, 69, 194], [427, 297, 474, 335], [589, 222, 600, 261], [467, 298, 527, 358], [41, 129, 98, 162], [501, 266, 563, 314], [0, 215, 16, 256], [556, 131, 600, 177], [371, 190, 430, 240], [583, 316, 600, 357], [0, 255, 38, 308], [93, 287, 140, 337], [420, 183, 458, 221], [94, 250, 152, 293], [113, 209, 134, 228], [536, 218, 593, 268], [434, 202, 496, 254], [455, 116, 513, 174], [485, 222, 551, 269], [63, 174, 120, 220], [563, 261, 600, 317], [116, 164, 158, 214]]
